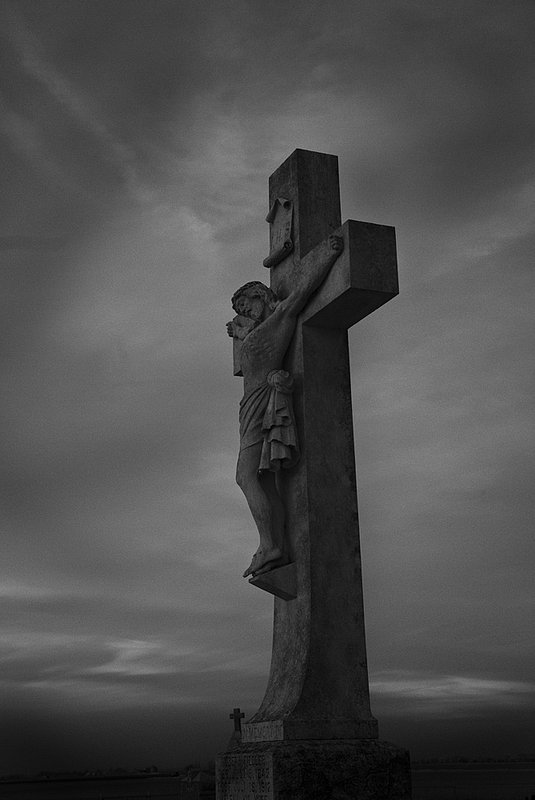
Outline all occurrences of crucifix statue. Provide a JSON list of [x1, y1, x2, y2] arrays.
[[218, 149, 410, 799], [227, 233, 344, 579]]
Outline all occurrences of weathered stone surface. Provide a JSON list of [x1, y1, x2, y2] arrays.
[[242, 718, 378, 743], [267, 149, 341, 289], [237, 151, 381, 741], [301, 219, 398, 329], [216, 740, 411, 800]]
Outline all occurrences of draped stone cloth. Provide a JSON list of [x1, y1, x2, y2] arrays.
[[239, 369, 299, 473]]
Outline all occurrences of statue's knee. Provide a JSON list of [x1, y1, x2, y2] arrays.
[[236, 463, 259, 494], [236, 460, 249, 491], [236, 445, 262, 492]]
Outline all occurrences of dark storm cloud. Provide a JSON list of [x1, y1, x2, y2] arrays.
[[1, 0, 534, 773]]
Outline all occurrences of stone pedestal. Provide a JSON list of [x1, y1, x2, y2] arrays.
[[216, 740, 411, 800]]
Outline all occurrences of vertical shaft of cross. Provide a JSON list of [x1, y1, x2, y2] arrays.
[[269, 149, 341, 301], [243, 150, 381, 742]]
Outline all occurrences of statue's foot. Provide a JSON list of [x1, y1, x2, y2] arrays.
[[243, 546, 286, 578], [243, 548, 263, 578], [253, 555, 288, 576]]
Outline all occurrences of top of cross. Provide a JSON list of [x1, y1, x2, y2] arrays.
[[265, 149, 398, 330], [232, 148, 398, 375]]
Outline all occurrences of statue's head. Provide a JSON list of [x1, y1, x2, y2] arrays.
[[231, 281, 278, 321]]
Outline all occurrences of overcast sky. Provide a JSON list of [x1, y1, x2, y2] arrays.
[[1, 0, 534, 775]]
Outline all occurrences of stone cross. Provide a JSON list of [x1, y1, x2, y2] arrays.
[[217, 149, 411, 799], [239, 149, 399, 743], [229, 707, 245, 733]]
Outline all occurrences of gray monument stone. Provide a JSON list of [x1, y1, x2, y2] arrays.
[[217, 149, 411, 799]]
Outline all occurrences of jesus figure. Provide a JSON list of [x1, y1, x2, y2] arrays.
[[227, 234, 344, 579]]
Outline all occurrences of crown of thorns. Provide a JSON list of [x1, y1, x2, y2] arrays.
[[231, 281, 278, 313]]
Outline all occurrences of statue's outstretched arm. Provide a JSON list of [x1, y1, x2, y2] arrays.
[[279, 234, 343, 318]]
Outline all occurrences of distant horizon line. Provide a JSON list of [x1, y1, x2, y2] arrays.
[[3, 753, 535, 782]]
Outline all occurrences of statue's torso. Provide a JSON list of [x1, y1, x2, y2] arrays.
[[240, 309, 295, 394]]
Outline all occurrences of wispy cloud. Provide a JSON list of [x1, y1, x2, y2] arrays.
[[0, 623, 267, 713], [0, 93, 84, 194], [85, 638, 192, 677], [4, 5, 152, 205], [372, 671, 535, 714]]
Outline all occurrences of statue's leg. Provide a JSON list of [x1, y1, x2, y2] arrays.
[[258, 470, 285, 555], [236, 444, 282, 576]]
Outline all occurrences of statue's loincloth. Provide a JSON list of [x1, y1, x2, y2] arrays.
[[239, 370, 299, 472]]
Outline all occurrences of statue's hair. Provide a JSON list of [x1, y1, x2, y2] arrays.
[[231, 281, 278, 313]]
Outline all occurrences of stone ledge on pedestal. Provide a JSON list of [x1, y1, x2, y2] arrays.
[[216, 739, 411, 800], [242, 717, 378, 743]]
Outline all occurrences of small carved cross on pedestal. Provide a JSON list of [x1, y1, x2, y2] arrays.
[[229, 707, 245, 734]]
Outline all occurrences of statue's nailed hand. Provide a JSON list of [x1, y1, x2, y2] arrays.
[[328, 234, 344, 253], [226, 320, 234, 337]]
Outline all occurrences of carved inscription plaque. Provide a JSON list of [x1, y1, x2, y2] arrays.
[[263, 197, 293, 269], [242, 720, 283, 742], [217, 751, 273, 800]]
